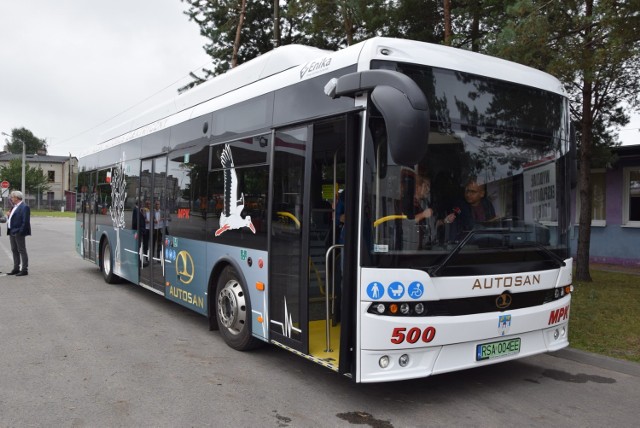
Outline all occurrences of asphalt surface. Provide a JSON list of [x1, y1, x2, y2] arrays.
[[0, 217, 638, 427]]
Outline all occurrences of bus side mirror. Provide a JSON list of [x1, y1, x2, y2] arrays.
[[326, 70, 430, 167], [370, 85, 430, 166]]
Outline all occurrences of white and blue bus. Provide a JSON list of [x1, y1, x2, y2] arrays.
[[76, 37, 574, 383]]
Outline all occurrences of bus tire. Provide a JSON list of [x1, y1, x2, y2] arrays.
[[100, 240, 120, 284], [215, 266, 261, 351]]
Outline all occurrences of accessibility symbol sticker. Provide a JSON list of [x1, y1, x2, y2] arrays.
[[407, 281, 424, 299], [366, 282, 384, 300], [387, 282, 405, 300]]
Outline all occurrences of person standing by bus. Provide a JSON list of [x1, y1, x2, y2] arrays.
[[6, 190, 31, 276], [132, 199, 146, 265], [141, 200, 151, 266], [152, 200, 164, 260]]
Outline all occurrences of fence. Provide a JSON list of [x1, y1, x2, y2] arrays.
[[2, 196, 76, 212]]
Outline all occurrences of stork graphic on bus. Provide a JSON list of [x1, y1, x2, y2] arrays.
[[215, 144, 256, 236]]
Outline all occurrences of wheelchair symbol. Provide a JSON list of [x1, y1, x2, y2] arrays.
[[408, 281, 424, 299]]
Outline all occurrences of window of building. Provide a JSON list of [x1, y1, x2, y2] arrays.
[[576, 169, 606, 226], [48, 170, 55, 182], [623, 167, 640, 227]]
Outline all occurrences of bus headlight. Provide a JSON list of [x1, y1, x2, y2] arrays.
[[400, 303, 410, 315], [367, 301, 429, 316]]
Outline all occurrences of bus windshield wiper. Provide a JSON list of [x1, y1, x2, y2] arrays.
[[428, 227, 565, 277]]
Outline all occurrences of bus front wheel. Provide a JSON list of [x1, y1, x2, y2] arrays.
[[215, 266, 261, 351]]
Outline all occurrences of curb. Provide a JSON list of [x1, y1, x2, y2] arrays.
[[551, 347, 640, 377]]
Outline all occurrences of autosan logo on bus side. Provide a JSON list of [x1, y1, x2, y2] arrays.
[[176, 250, 195, 285], [300, 57, 332, 79]]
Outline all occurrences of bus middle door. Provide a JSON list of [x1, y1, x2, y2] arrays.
[[139, 156, 168, 293]]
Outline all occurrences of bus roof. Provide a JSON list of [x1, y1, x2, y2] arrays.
[[356, 38, 565, 95], [95, 37, 565, 153]]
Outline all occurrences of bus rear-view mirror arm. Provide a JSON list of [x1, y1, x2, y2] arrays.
[[325, 70, 430, 167]]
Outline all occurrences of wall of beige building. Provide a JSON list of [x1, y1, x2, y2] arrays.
[[0, 155, 78, 202]]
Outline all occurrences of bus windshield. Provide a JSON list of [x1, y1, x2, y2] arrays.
[[362, 62, 572, 275]]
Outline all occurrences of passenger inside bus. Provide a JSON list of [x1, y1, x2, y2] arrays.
[[444, 177, 497, 235], [413, 174, 438, 248]]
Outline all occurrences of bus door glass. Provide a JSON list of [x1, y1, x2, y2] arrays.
[[78, 170, 96, 260], [139, 156, 168, 292], [308, 118, 346, 361], [269, 126, 311, 353]]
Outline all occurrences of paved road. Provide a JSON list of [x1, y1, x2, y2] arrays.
[[1, 217, 639, 427]]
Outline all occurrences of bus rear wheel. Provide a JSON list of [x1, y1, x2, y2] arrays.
[[215, 266, 261, 351]]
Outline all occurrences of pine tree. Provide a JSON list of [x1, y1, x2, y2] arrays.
[[492, 0, 640, 281]]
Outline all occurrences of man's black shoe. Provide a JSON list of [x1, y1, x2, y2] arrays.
[[15, 271, 28, 276], [7, 269, 20, 275]]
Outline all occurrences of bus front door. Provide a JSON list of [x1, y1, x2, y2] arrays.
[[139, 156, 168, 293], [269, 116, 351, 366], [307, 117, 348, 366], [269, 125, 311, 354]]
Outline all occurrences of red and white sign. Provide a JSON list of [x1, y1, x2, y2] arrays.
[[1, 180, 9, 189]]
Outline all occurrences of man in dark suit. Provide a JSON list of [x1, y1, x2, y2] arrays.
[[7, 190, 31, 276]]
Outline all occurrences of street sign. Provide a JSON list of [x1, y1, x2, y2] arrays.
[[1, 180, 9, 189]]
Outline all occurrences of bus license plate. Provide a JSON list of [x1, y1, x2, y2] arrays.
[[476, 338, 521, 361]]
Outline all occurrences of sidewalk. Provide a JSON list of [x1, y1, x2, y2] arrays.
[[553, 348, 640, 378]]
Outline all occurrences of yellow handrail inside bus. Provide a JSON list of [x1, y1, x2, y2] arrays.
[[277, 211, 300, 228], [374, 214, 407, 228]]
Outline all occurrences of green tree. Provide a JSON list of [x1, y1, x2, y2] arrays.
[[491, 0, 640, 281], [449, 0, 510, 51], [382, 0, 509, 50], [291, 0, 388, 48], [180, 0, 278, 89], [179, 0, 388, 90], [385, 0, 444, 44], [2, 127, 48, 155], [179, 0, 640, 281], [0, 158, 51, 196]]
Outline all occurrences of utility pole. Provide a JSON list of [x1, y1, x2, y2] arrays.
[[21, 137, 25, 197]]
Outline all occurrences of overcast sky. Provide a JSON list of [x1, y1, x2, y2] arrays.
[[1, 1, 638, 158], [0, 0, 211, 157]]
